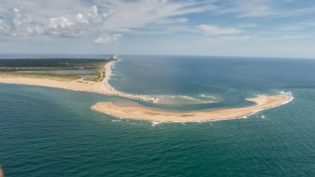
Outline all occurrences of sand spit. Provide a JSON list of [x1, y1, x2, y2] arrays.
[[91, 94, 293, 123], [0, 61, 159, 103]]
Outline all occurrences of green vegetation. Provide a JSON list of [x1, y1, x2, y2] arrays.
[[0, 58, 115, 81]]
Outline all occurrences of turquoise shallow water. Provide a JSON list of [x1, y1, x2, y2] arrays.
[[1, 56, 315, 176]]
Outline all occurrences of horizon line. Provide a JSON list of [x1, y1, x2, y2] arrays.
[[0, 53, 314, 60]]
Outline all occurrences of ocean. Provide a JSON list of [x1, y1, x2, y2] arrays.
[[1, 55, 315, 176]]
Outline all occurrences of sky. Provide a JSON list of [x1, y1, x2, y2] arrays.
[[0, 0, 315, 58]]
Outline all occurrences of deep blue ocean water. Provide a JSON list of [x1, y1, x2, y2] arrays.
[[1, 55, 315, 176]]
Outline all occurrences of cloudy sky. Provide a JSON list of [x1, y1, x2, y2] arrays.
[[0, 0, 315, 58]]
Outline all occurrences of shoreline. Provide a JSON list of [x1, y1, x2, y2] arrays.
[[0, 60, 294, 123], [0, 60, 159, 103], [91, 94, 293, 123], [102, 61, 159, 103]]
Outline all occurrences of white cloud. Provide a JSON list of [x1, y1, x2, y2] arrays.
[[279, 21, 315, 31], [255, 34, 312, 41], [97, 0, 217, 32], [238, 2, 273, 17], [94, 34, 122, 45], [237, 23, 257, 28], [1, 0, 313, 49], [197, 24, 242, 36], [0, 0, 216, 44], [216, 0, 315, 18], [216, 0, 274, 17], [279, 26, 305, 31], [49, 17, 74, 29]]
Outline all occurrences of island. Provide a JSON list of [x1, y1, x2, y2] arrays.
[[91, 95, 292, 123]]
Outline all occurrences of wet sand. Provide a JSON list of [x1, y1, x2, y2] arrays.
[[91, 95, 293, 123]]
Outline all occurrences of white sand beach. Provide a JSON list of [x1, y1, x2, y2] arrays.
[[0, 61, 159, 103]]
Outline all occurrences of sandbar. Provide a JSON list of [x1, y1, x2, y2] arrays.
[[91, 94, 293, 123]]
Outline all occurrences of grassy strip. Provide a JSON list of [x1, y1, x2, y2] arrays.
[[0, 63, 107, 81]]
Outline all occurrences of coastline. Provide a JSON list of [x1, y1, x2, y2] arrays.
[[0, 60, 294, 123], [102, 61, 159, 103], [91, 94, 293, 123], [0, 61, 159, 103]]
